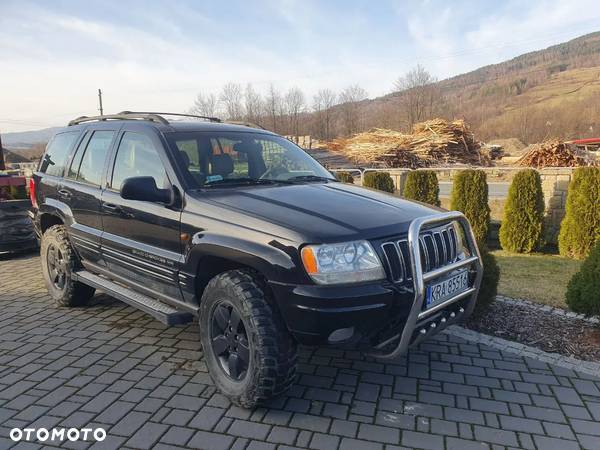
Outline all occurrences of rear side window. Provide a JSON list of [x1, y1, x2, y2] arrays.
[[75, 131, 115, 186], [39, 131, 80, 176]]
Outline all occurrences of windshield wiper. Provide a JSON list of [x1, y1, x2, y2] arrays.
[[286, 175, 336, 183], [204, 177, 277, 187]]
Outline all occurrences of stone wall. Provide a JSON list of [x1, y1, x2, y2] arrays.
[[539, 168, 573, 244]]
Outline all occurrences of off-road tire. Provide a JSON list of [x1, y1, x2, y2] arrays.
[[41, 225, 95, 307], [199, 269, 297, 408]]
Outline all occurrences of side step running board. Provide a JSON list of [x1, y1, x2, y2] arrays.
[[74, 270, 193, 326]]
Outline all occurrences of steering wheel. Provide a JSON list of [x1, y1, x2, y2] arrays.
[[260, 166, 289, 180]]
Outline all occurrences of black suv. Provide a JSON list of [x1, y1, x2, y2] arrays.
[[31, 112, 483, 407]]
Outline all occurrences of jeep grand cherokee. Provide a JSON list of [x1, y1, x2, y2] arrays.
[[31, 111, 483, 407]]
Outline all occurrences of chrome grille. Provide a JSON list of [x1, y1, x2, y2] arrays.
[[381, 223, 459, 282]]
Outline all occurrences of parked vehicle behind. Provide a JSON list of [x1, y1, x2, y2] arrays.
[[31, 112, 482, 407]]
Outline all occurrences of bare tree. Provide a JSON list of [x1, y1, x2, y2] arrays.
[[312, 88, 337, 140], [244, 84, 263, 126], [339, 84, 368, 135], [220, 83, 244, 120], [284, 87, 305, 140], [393, 64, 438, 129], [265, 84, 283, 133], [190, 92, 219, 117]]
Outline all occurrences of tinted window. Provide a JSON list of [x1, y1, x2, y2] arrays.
[[40, 132, 80, 176], [111, 132, 168, 191], [77, 131, 114, 186], [67, 134, 88, 179]]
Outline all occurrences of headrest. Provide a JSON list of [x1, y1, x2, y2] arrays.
[[233, 142, 262, 154], [211, 154, 234, 176], [179, 150, 190, 168]]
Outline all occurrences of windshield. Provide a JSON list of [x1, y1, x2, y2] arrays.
[[166, 131, 335, 188]]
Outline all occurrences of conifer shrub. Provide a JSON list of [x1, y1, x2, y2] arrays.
[[403, 170, 440, 206], [499, 169, 545, 253], [335, 171, 354, 183], [450, 169, 490, 244], [558, 167, 600, 259], [363, 171, 395, 193], [566, 241, 600, 316], [474, 246, 500, 313]]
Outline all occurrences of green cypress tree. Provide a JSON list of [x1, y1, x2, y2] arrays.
[[559, 167, 600, 259], [335, 171, 354, 183], [403, 170, 440, 206], [363, 172, 395, 193], [499, 169, 545, 253], [566, 241, 600, 316], [450, 169, 491, 244]]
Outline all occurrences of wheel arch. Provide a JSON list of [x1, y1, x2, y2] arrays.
[[39, 213, 64, 234], [184, 235, 302, 302]]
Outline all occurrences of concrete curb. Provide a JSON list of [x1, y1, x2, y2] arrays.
[[494, 294, 600, 325], [445, 325, 600, 378]]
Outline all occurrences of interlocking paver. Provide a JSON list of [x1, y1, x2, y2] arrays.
[[1, 253, 599, 449]]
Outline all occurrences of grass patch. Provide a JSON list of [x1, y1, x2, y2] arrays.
[[491, 250, 582, 309]]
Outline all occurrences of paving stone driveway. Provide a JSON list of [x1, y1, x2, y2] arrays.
[[1, 253, 599, 450]]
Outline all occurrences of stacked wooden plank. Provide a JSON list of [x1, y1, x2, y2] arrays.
[[326, 119, 489, 168], [517, 139, 597, 168]]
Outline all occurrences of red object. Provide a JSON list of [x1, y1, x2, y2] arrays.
[[569, 138, 600, 145], [29, 177, 37, 209]]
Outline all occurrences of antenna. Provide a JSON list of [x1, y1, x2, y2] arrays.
[[98, 89, 104, 116]]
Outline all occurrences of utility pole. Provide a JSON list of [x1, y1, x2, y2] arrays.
[[98, 89, 104, 116], [0, 131, 5, 171]]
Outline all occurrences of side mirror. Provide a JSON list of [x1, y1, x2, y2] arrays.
[[120, 176, 173, 204]]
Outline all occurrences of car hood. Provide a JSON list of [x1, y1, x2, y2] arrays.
[[188, 182, 444, 242]]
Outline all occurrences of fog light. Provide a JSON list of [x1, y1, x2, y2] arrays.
[[450, 312, 456, 318], [441, 317, 447, 323], [420, 329, 427, 335], [430, 323, 436, 329], [328, 327, 354, 343], [459, 307, 464, 313]]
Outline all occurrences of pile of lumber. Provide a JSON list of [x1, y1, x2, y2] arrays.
[[517, 139, 597, 168], [326, 119, 490, 168]]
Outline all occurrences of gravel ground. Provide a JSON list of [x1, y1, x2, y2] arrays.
[[467, 299, 600, 363]]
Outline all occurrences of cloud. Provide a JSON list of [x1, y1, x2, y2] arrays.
[[1, 0, 599, 131]]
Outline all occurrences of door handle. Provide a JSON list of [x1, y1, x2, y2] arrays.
[[102, 203, 121, 213], [58, 189, 72, 199]]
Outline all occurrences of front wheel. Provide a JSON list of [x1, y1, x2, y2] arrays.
[[199, 269, 297, 408]]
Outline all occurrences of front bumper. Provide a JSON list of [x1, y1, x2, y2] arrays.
[[272, 212, 483, 357], [270, 280, 414, 347]]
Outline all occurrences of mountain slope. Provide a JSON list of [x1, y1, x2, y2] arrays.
[[1, 127, 61, 148]]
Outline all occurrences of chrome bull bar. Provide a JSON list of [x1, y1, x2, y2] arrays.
[[368, 211, 483, 360]]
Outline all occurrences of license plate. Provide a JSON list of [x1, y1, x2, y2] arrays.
[[425, 269, 469, 309]]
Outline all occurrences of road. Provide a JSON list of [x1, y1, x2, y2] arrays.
[[440, 182, 509, 198]]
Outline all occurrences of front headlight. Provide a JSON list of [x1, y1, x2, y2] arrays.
[[301, 240, 385, 285]]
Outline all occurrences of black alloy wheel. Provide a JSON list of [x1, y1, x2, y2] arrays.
[[210, 301, 250, 381], [46, 243, 67, 291]]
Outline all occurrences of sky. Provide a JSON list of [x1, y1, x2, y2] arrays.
[[1, 0, 599, 132]]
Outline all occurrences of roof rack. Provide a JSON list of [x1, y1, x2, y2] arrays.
[[118, 111, 222, 123], [68, 111, 222, 127], [224, 120, 265, 130]]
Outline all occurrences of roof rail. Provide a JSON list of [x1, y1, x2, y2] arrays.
[[118, 111, 222, 123], [68, 113, 169, 126], [68, 111, 223, 127], [224, 120, 265, 130]]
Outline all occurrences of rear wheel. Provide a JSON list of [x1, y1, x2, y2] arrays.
[[41, 225, 95, 306], [199, 269, 297, 408]]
